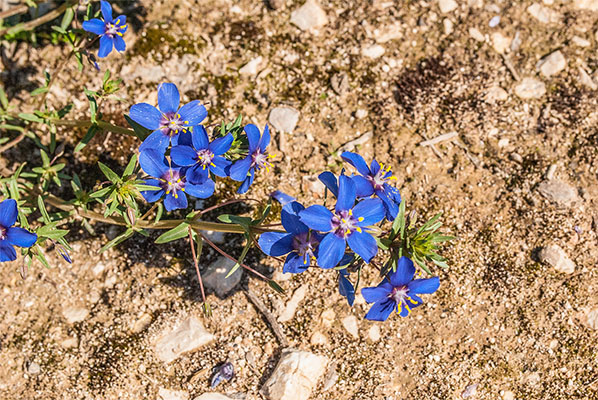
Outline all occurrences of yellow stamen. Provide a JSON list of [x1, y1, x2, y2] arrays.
[[358, 217, 364, 221], [356, 227, 362, 233]]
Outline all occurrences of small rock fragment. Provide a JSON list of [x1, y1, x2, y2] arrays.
[[62, 306, 89, 324], [355, 109, 368, 119], [338, 131, 373, 153], [330, 72, 349, 95], [510, 31, 522, 52], [210, 362, 234, 388], [574, 0, 598, 11], [269, 106, 300, 134], [491, 32, 511, 54], [320, 309, 335, 328], [194, 394, 235, 400], [578, 66, 597, 90], [374, 23, 402, 43], [572, 35, 590, 47], [261, 349, 329, 400], [443, 18, 454, 34], [203, 257, 243, 298], [537, 180, 580, 207], [438, 0, 458, 13], [310, 331, 329, 345], [485, 86, 508, 103], [502, 391, 515, 400], [154, 317, 215, 363], [159, 388, 189, 400], [239, 56, 263, 76], [341, 315, 359, 339], [461, 384, 478, 398], [538, 244, 576, 274], [27, 362, 41, 375], [131, 313, 153, 333], [368, 325, 381, 342], [489, 16, 500, 27], [267, 0, 284, 10], [469, 27, 485, 42], [527, 3, 561, 24], [278, 285, 308, 322], [585, 308, 598, 330], [537, 50, 566, 77], [514, 78, 546, 99], [362, 44, 385, 59], [290, 0, 328, 31]]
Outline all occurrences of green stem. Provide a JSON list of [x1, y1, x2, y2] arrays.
[[8, 113, 137, 137], [0, 1, 74, 37]]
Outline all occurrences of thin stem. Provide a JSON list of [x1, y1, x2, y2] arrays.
[[0, 132, 25, 153], [197, 198, 260, 216], [7, 113, 137, 137], [139, 203, 158, 221], [0, 1, 73, 37], [188, 226, 206, 304], [198, 230, 270, 281], [0, 4, 29, 20]]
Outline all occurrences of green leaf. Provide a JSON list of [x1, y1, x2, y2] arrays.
[[154, 203, 163, 223], [251, 200, 271, 226], [30, 87, 49, 96], [267, 280, 285, 294], [123, 154, 137, 176], [37, 196, 51, 223], [90, 186, 113, 198], [124, 114, 151, 141], [74, 125, 99, 153], [135, 184, 161, 192], [98, 162, 121, 184], [0, 86, 8, 110], [155, 222, 190, 244], [18, 113, 44, 123], [61, 7, 74, 30], [99, 228, 134, 253], [84, 88, 98, 123], [34, 246, 51, 268], [0, 124, 25, 133], [218, 214, 252, 228], [225, 236, 252, 278]]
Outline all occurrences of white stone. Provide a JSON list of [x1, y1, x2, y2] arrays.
[[202, 257, 243, 298], [578, 66, 597, 90], [261, 349, 329, 400], [502, 390, 515, 400], [485, 86, 508, 103], [443, 18, 454, 34], [374, 23, 402, 43], [239, 56, 263, 76], [290, 0, 328, 31], [527, 3, 561, 24], [489, 15, 500, 27], [320, 309, 335, 328], [341, 315, 359, 339], [572, 35, 591, 47], [269, 106, 300, 133], [438, 0, 458, 13], [27, 362, 41, 375], [201, 230, 226, 245], [193, 394, 235, 400], [585, 308, 598, 330], [154, 317, 215, 363], [362, 44, 385, 59], [469, 27, 485, 42], [498, 138, 509, 148], [537, 180, 580, 207], [514, 78, 546, 99], [92, 262, 106, 276], [310, 331, 329, 345], [278, 285, 308, 322], [538, 244, 576, 274], [368, 325, 381, 342], [543, 0, 554, 4], [355, 109, 368, 119], [158, 388, 189, 400], [574, 0, 598, 11], [62, 306, 89, 324], [491, 32, 511, 54], [537, 51, 566, 77]]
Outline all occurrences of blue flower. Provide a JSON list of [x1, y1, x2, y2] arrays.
[[258, 201, 322, 274], [139, 149, 214, 211], [338, 268, 355, 306], [0, 199, 37, 262], [362, 256, 439, 321], [229, 124, 272, 194], [299, 175, 385, 269], [129, 83, 207, 155], [170, 125, 232, 184], [341, 152, 401, 220], [82, 1, 127, 58]]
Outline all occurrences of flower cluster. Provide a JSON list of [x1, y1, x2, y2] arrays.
[[259, 153, 440, 321], [82, 1, 128, 58], [129, 82, 272, 211]]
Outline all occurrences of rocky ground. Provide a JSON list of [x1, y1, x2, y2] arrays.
[[1, 0, 598, 399]]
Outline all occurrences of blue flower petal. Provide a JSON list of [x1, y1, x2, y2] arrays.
[[352, 198, 385, 227], [346, 230, 378, 263], [139, 130, 170, 154], [100, 0, 113, 21], [229, 156, 252, 182], [177, 130, 193, 146], [362, 282, 393, 303], [164, 192, 188, 211], [299, 205, 333, 232], [271, 191, 296, 210], [0, 242, 16, 262], [6, 227, 37, 248], [237, 170, 255, 194], [170, 145, 197, 167], [258, 124, 270, 152], [141, 179, 164, 203], [178, 101, 207, 126], [341, 152, 371, 176], [189, 125, 209, 149], [98, 35, 113, 58], [139, 149, 168, 178], [352, 175, 374, 197], [281, 203, 308, 235], [339, 272, 355, 306], [185, 179, 215, 199], [186, 165, 209, 184], [209, 133, 233, 155], [398, 303, 411, 317], [129, 103, 162, 130], [114, 15, 126, 25], [210, 156, 231, 178], [82, 18, 105, 35], [157, 83, 180, 114], [258, 232, 293, 257], [244, 124, 261, 153], [316, 232, 346, 269], [283, 252, 310, 274], [335, 175, 356, 212], [318, 171, 338, 198], [114, 35, 126, 52], [0, 199, 18, 228], [407, 277, 440, 294], [370, 159, 381, 176], [376, 187, 399, 221], [365, 298, 396, 321], [390, 256, 415, 287]]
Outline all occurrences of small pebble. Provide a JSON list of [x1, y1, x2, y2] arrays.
[[489, 16, 500, 27]]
